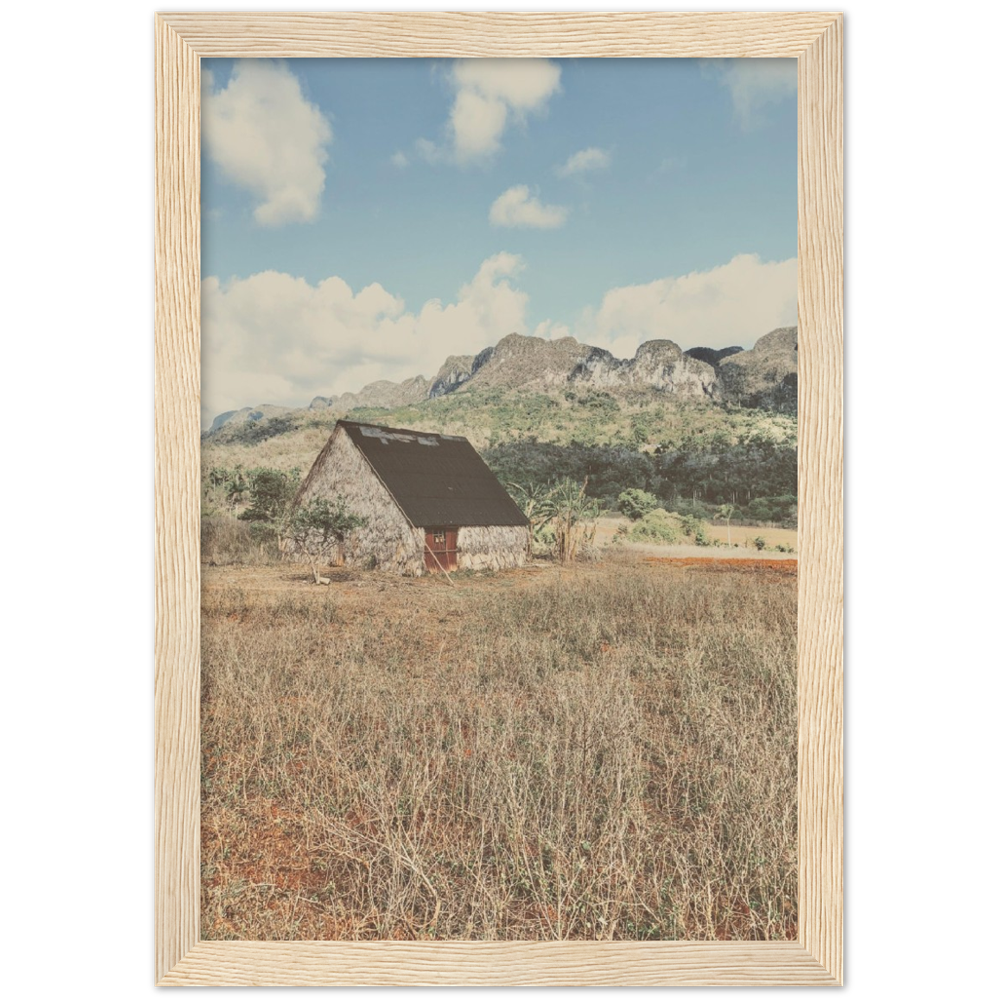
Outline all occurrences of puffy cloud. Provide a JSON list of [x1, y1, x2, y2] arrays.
[[450, 88, 510, 161], [705, 59, 797, 130], [489, 185, 568, 229], [579, 254, 797, 358], [202, 61, 332, 225], [202, 250, 798, 427], [390, 151, 409, 169], [533, 319, 573, 341], [555, 147, 611, 177], [452, 59, 561, 112], [201, 254, 527, 427], [418, 59, 560, 164]]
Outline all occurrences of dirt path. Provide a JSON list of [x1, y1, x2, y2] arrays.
[[643, 555, 797, 575]]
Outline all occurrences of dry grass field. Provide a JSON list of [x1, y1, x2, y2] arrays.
[[201, 551, 797, 942]]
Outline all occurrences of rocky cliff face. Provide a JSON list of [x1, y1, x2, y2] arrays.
[[463, 334, 599, 391], [717, 327, 798, 411], [571, 339, 717, 398], [309, 375, 430, 412], [427, 344, 497, 397], [209, 327, 798, 434], [683, 345, 744, 369], [428, 355, 476, 398], [432, 334, 716, 398], [209, 402, 293, 433]]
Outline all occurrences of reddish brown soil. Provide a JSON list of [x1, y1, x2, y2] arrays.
[[644, 556, 797, 576]]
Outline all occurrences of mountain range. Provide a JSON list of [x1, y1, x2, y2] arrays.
[[207, 327, 797, 436]]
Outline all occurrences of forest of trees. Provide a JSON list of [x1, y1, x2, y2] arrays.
[[204, 431, 797, 529], [482, 436, 797, 525]]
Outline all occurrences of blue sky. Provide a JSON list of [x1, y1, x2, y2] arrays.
[[201, 58, 797, 426]]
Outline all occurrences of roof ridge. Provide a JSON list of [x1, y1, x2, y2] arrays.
[[336, 418, 467, 442]]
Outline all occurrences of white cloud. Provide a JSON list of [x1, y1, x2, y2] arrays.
[[451, 88, 510, 161], [579, 254, 798, 358], [533, 319, 573, 341], [390, 151, 409, 169], [419, 59, 560, 164], [202, 61, 332, 226], [489, 185, 568, 229], [452, 59, 561, 112], [556, 147, 611, 177], [706, 59, 797, 130], [414, 137, 444, 164], [201, 254, 528, 427], [202, 251, 798, 427]]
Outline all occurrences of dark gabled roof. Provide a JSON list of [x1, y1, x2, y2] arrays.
[[339, 420, 529, 528]]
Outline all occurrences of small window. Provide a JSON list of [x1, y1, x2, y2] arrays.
[[433, 531, 446, 545]]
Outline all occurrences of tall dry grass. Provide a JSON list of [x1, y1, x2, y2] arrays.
[[201, 558, 796, 941], [201, 516, 282, 567]]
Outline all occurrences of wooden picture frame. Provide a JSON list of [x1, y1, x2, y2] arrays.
[[155, 11, 842, 986]]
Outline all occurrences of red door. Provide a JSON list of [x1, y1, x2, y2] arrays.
[[424, 528, 458, 571]]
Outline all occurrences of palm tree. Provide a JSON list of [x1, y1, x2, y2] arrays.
[[548, 478, 602, 563], [509, 478, 602, 562], [507, 482, 556, 557]]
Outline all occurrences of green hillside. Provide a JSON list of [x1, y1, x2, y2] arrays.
[[202, 386, 797, 522]]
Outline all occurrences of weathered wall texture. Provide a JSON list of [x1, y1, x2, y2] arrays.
[[291, 425, 424, 574], [457, 525, 531, 571]]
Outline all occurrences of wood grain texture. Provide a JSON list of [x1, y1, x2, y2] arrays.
[[797, 14, 844, 986], [159, 941, 838, 987], [154, 11, 843, 987], [154, 13, 201, 987], [157, 11, 841, 58]]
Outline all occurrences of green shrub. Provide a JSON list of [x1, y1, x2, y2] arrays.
[[679, 514, 710, 546], [662, 497, 716, 522], [618, 488, 659, 521], [738, 495, 798, 527], [238, 467, 301, 523], [202, 465, 301, 522], [231, 414, 298, 444], [629, 509, 680, 544], [248, 521, 281, 547]]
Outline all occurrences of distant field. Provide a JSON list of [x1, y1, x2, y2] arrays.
[[703, 523, 797, 550], [201, 554, 797, 942], [592, 516, 797, 556]]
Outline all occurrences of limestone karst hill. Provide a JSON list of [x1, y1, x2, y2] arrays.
[[207, 327, 797, 439]]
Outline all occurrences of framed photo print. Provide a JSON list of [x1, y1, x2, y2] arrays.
[[155, 11, 842, 986]]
